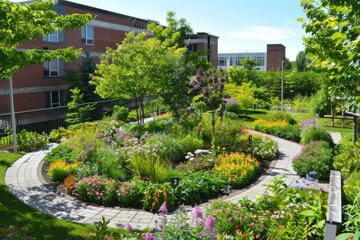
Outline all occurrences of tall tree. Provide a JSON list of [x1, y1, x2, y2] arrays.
[[295, 51, 308, 72], [91, 32, 187, 125], [284, 57, 292, 71], [299, 0, 360, 111], [0, 0, 92, 79]]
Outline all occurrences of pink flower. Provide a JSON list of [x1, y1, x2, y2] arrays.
[[193, 205, 203, 219], [127, 223, 132, 231], [204, 215, 215, 229], [159, 202, 168, 212]]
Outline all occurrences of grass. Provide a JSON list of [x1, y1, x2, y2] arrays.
[[0, 152, 132, 239]]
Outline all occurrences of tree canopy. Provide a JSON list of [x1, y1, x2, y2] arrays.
[[299, 0, 360, 111], [0, 0, 92, 79], [91, 32, 188, 124]]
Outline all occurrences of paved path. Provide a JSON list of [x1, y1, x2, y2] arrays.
[[4, 132, 328, 230]]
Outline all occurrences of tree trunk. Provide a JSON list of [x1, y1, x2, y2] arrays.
[[212, 110, 216, 136], [134, 98, 140, 125], [353, 116, 358, 144]]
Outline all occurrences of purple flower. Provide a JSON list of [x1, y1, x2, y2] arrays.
[[159, 202, 168, 212], [204, 215, 215, 229], [193, 205, 203, 219], [309, 171, 317, 175], [223, 98, 238, 104], [145, 232, 156, 240], [127, 223, 133, 231]]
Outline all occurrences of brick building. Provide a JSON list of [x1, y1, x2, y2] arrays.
[[266, 44, 286, 71], [0, 0, 218, 113]]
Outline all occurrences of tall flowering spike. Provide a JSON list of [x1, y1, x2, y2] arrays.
[[205, 71, 210, 79], [145, 232, 157, 240], [159, 201, 168, 212], [126, 223, 132, 231], [204, 215, 215, 229], [219, 67, 224, 77], [193, 205, 203, 219]]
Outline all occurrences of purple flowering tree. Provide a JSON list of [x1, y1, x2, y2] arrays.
[[189, 67, 228, 135]]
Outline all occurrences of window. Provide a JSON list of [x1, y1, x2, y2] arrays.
[[46, 90, 66, 108], [43, 30, 59, 43], [43, 59, 59, 77], [81, 25, 94, 45], [219, 57, 227, 66]]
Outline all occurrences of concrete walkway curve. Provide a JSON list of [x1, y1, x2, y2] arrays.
[[4, 132, 328, 230]]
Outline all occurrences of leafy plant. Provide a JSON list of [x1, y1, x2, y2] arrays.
[[141, 183, 175, 213], [333, 141, 360, 178], [248, 133, 279, 160], [0, 225, 32, 240], [111, 105, 129, 122], [66, 88, 96, 125], [292, 141, 332, 180], [49, 127, 74, 143], [43, 143, 74, 163], [264, 110, 297, 125], [16, 129, 48, 152], [47, 160, 80, 182]]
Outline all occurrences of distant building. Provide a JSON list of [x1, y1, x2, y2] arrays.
[[0, 0, 218, 113], [218, 44, 285, 72]]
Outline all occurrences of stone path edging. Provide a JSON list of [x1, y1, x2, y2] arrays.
[[4, 132, 329, 230]]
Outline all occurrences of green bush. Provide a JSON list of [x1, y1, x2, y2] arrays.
[[212, 121, 246, 152], [49, 127, 73, 142], [43, 143, 74, 163], [127, 110, 138, 122], [273, 124, 301, 142], [292, 141, 333, 180], [344, 171, 360, 204], [178, 132, 203, 155], [112, 105, 129, 121], [47, 160, 80, 182], [225, 103, 241, 115], [160, 137, 184, 164], [333, 141, 360, 178], [300, 127, 334, 147], [224, 111, 239, 120], [16, 129, 48, 152], [175, 171, 226, 206], [249, 134, 279, 160], [264, 111, 297, 125]]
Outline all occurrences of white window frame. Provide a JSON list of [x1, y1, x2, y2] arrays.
[[43, 30, 59, 43], [81, 25, 94, 45], [44, 59, 60, 77], [50, 90, 61, 108]]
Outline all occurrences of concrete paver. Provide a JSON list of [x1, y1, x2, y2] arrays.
[[5, 131, 329, 230]]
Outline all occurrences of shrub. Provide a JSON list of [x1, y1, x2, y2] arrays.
[[224, 111, 239, 120], [343, 171, 360, 203], [43, 143, 74, 163], [333, 141, 360, 178], [178, 132, 203, 155], [127, 110, 138, 122], [16, 129, 48, 152], [47, 160, 80, 182], [177, 151, 217, 172], [74, 175, 144, 207], [225, 103, 241, 115], [213, 153, 260, 188], [300, 127, 333, 146], [63, 174, 79, 194], [160, 137, 184, 164], [273, 124, 301, 142], [264, 111, 297, 125], [248, 134, 279, 160], [141, 183, 175, 213], [292, 141, 333, 180], [111, 105, 129, 121], [49, 127, 74, 142], [253, 119, 288, 135], [145, 119, 171, 132], [175, 171, 226, 206]]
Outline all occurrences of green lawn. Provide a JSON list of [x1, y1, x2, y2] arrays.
[[0, 152, 130, 239]]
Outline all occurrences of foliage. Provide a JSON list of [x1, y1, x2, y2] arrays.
[[295, 51, 309, 72], [48, 127, 74, 143], [111, 106, 129, 122], [248, 133, 279, 160], [299, 0, 360, 113], [292, 141, 333, 180], [74, 175, 144, 207], [213, 153, 260, 188], [175, 172, 226, 206], [343, 171, 360, 204], [66, 88, 96, 125], [224, 82, 255, 116], [189, 67, 227, 135], [223, 111, 239, 120], [0, 225, 32, 240], [16, 129, 48, 152], [225, 103, 241, 115], [227, 57, 259, 86], [333, 141, 360, 178], [342, 192, 360, 235], [47, 160, 80, 182], [300, 118, 334, 146], [252, 118, 301, 142], [177, 151, 217, 172], [0, 0, 92, 79], [0, 134, 13, 147], [141, 183, 175, 213], [63, 174, 78, 194], [285, 57, 292, 70], [212, 121, 247, 152], [127, 110, 137, 122], [264, 110, 297, 125], [91, 32, 187, 125]]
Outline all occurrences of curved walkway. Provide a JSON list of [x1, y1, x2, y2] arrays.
[[4, 132, 329, 230]]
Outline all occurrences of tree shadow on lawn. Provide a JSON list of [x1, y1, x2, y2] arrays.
[[0, 185, 95, 240]]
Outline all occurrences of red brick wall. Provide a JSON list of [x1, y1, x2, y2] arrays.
[[267, 44, 285, 71]]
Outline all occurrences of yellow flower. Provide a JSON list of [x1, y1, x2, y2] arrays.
[[256, 195, 262, 200], [217, 146, 220, 149], [222, 147, 226, 151]]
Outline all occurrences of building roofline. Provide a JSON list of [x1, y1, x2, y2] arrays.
[[196, 32, 219, 38], [267, 44, 286, 47], [58, 0, 157, 23]]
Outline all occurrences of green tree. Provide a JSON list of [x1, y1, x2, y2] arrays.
[[285, 57, 292, 70], [295, 51, 308, 72], [147, 11, 211, 72], [228, 65, 246, 85], [0, 0, 92, 79], [299, 0, 360, 112], [91, 32, 187, 125], [240, 56, 258, 71], [65, 88, 95, 125], [227, 57, 259, 86]]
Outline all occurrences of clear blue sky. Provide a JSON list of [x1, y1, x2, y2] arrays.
[[16, 0, 307, 61]]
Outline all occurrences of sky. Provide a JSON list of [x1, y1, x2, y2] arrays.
[[15, 0, 307, 61]]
